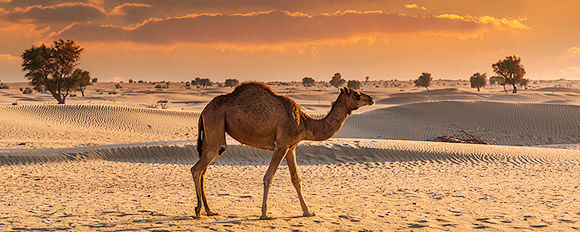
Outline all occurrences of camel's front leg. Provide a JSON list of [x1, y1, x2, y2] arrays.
[[260, 145, 289, 220], [285, 147, 315, 217]]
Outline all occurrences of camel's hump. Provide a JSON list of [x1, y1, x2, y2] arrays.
[[231, 81, 278, 96]]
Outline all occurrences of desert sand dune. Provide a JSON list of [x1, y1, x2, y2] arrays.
[[2, 100, 579, 157], [2, 83, 580, 231], [2, 139, 579, 166], [338, 100, 580, 146], [0, 105, 198, 148]]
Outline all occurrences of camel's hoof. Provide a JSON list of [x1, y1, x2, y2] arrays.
[[194, 207, 202, 218], [260, 215, 273, 220], [207, 212, 219, 216], [303, 212, 316, 217]]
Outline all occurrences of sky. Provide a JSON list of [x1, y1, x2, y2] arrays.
[[0, 0, 579, 82]]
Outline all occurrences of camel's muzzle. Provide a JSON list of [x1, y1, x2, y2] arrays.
[[367, 96, 375, 105]]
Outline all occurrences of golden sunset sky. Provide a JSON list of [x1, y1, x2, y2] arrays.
[[0, 0, 579, 82]]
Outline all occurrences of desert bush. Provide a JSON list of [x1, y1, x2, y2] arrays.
[[22, 87, 33, 94], [414, 72, 432, 90], [330, 73, 345, 88], [492, 55, 526, 93], [302, 77, 315, 88], [157, 100, 169, 109], [470, 73, 487, 92], [154, 84, 163, 89], [0, 82, 9, 89], [225, 79, 240, 88], [347, 80, 361, 89]]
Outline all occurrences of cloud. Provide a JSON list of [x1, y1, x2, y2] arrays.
[[436, 14, 529, 31], [110, 3, 151, 15], [1, 2, 106, 24], [568, 46, 580, 56], [0, 53, 18, 63], [404, 4, 426, 10], [56, 10, 528, 47]]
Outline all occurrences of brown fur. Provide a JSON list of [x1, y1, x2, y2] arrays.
[[191, 82, 374, 219]]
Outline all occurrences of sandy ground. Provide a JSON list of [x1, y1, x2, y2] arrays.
[[1, 80, 580, 231]]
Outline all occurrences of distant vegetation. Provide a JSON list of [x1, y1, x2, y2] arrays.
[[520, 78, 530, 90], [330, 73, 345, 88], [414, 72, 432, 90], [0, 81, 8, 89], [224, 79, 239, 88], [73, 69, 91, 97], [21, 39, 91, 104], [492, 55, 526, 93], [192, 77, 212, 89], [347, 80, 361, 90], [470, 73, 487, 92], [302, 77, 315, 88]]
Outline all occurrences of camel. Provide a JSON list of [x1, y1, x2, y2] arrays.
[[191, 82, 374, 220]]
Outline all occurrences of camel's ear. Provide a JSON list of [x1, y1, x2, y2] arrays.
[[340, 87, 346, 95], [342, 87, 352, 95]]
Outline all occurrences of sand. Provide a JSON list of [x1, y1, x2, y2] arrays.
[[1, 80, 580, 231]]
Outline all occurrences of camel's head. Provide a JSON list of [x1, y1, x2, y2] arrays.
[[339, 87, 374, 112]]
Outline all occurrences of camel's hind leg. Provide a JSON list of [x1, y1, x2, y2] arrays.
[[191, 114, 226, 218]]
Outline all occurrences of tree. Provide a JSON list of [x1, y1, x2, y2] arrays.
[[198, 78, 212, 89], [329, 73, 345, 88], [21, 39, 84, 104], [414, 72, 432, 90], [365, 76, 369, 84], [492, 55, 526, 93], [72, 69, 91, 97], [347, 80, 361, 89], [520, 78, 530, 90], [469, 72, 487, 92], [192, 77, 201, 88], [489, 76, 504, 86], [302, 77, 315, 88], [224, 79, 240, 87]]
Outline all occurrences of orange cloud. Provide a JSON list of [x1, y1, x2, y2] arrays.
[[1, 2, 106, 24], [110, 3, 151, 16], [405, 4, 426, 10], [567, 47, 580, 56], [0, 53, 18, 63], [56, 10, 488, 46], [436, 14, 529, 31]]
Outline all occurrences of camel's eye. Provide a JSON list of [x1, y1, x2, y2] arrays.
[[355, 94, 361, 100]]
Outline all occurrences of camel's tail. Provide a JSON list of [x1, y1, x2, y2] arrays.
[[197, 115, 204, 158]]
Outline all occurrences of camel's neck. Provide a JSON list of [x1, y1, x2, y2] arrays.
[[302, 97, 351, 141]]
